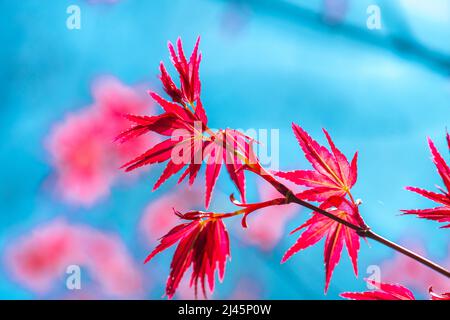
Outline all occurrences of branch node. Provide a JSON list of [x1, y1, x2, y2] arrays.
[[356, 227, 371, 237], [285, 190, 296, 204]]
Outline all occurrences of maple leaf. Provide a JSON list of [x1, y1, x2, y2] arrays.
[[274, 123, 358, 202], [282, 196, 366, 292], [144, 212, 231, 299], [402, 136, 450, 228], [166, 37, 203, 106], [341, 279, 415, 300], [118, 37, 255, 208], [429, 287, 450, 300]]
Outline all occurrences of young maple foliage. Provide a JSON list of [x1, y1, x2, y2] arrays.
[[341, 279, 416, 300], [118, 37, 450, 300], [402, 134, 450, 228], [275, 123, 358, 202], [276, 123, 366, 292], [117, 37, 253, 208], [117, 37, 257, 298], [144, 212, 230, 299]]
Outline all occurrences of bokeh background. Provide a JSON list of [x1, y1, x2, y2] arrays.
[[0, 0, 449, 299]]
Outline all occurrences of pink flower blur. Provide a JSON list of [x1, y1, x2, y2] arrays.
[[5, 221, 82, 293], [140, 186, 203, 243], [5, 220, 144, 298], [46, 77, 156, 206]]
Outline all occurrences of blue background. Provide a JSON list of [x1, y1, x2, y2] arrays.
[[0, 0, 449, 299]]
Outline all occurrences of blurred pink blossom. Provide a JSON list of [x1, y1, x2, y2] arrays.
[[5, 220, 144, 298], [46, 77, 156, 206], [46, 110, 114, 205], [92, 77, 152, 163], [77, 225, 144, 297], [139, 185, 222, 299], [140, 186, 203, 243], [5, 221, 82, 293]]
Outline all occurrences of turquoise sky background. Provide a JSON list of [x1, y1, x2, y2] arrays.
[[0, 0, 449, 299]]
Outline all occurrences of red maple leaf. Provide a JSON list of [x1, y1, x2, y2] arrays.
[[117, 37, 254, 208], [275, 124, 365, 292], [144, 212, 231, 299], [282, 196, 365, 292], [274, 123, 358, 202], [429, 287, 450, 300], [402, 136, 450, 228], [164, 37, 202, 106], [341, 279, 415, 300]]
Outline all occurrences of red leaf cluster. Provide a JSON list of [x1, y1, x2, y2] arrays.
[[429, 287, 450, 300], [282, 197, 363, 292], [275, 123, 366, 292], [341, 280, 450, 300], [341, 279, 415, 300], [275, 124, 357, 201], [144, 214, 230, 299], [118, 38, 254, 208], [402, 134, 450, 228], [118, 37, 450, 300]]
